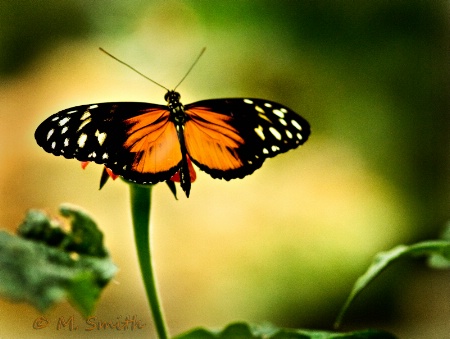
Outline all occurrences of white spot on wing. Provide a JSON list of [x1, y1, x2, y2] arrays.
[[280, 108, 288, 113], [296, 133, 303, 140], [64, 138, 69, 147], [47, 129, 54, 140], [67, 110, 77, 114], [255, 106, 265, 114], [271, 145, 280, 152], [95, 130, 107, 146], [78, 133, 88, 148], [244, 99, 253, 104], [77, 118, 91, 131], [58, 117, 70, 126], [269, 127, 282, 140], [279, 118, 287, 126], [286, 130, 293, 139], [272, 109, 284, 118], [102, 153, 109, 159], [291, 120, 302, 131], [61, 126, 68, 134], [51, 141, 56, 149], [254, 125, 265, 140], [89, 105, 98, 109], [262, 148, 269, 154], [52, 116, 59, 121], [80, 111, 91, 120], [264, 103, 272, 108]]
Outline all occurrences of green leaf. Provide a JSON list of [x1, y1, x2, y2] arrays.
[[0, 204, 116, 316], [427, 222, 450, 269], [174, 322, 396, 339], [335, 239, 450, 327]]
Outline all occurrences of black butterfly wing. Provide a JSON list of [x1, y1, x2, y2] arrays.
[[184, 98, 310, 180], [35, 102, 183, 185]]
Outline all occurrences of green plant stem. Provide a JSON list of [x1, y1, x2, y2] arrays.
[[129, 184, 168, 339]]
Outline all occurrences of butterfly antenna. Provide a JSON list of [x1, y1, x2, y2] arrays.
[[173, 47, 206, 91], [99, 47, 169, 91]]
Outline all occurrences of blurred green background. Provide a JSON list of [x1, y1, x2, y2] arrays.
[[0, 1, 448, 338]]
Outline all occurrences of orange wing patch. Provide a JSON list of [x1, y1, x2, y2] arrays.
[[123, 108, 181, 174], [184, 107, 245, 171]]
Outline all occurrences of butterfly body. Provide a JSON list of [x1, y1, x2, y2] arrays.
[[165, 90, 191, 194], [35, 90, 310, 197]]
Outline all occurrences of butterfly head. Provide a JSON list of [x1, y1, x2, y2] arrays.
[[164, 90, 181, 103]]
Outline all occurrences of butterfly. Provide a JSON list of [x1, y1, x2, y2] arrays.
[[35, 49, 310, 197]]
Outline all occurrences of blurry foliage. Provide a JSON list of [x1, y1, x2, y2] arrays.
[[175, 322, 396, 339], [336, 222, 450, 327], [0, 0, 90, 75], [0, 204, 116, 316]]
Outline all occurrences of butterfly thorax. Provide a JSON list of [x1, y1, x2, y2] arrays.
[[165, 90, 186, 126]]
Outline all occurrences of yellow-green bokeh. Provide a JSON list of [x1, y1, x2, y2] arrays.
[[0, 1, 448, 338]]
